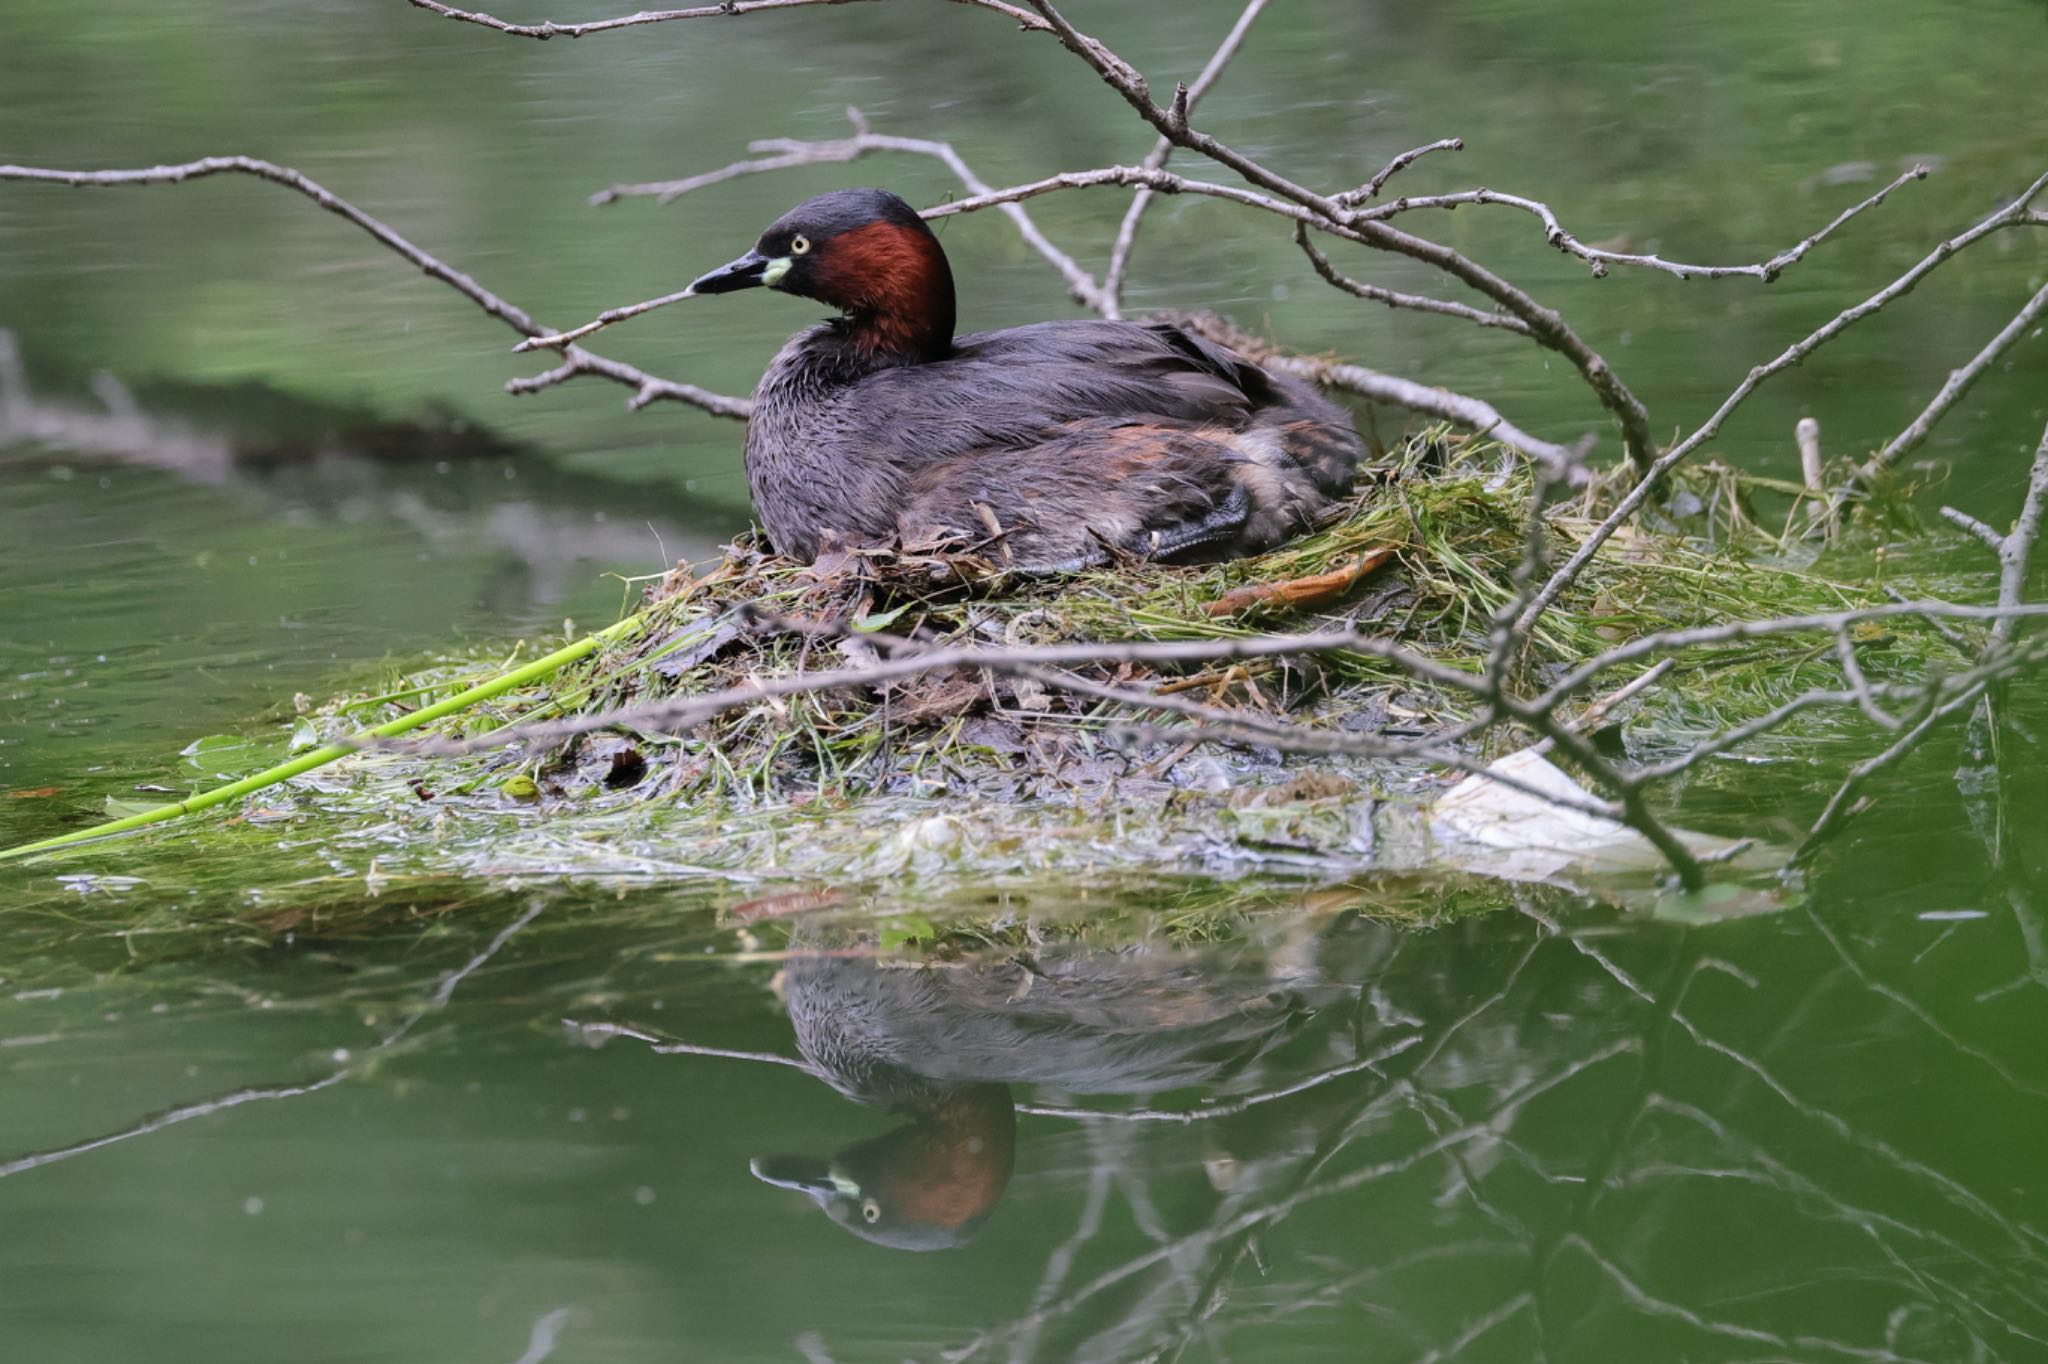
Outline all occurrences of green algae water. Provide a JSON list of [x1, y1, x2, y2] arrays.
[[4, 1, 2048, 1359]]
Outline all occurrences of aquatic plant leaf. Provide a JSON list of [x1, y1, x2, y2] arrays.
[[877, 913, 937, 951], [852, 602, 915, 632], [180, 734, 269, 778]]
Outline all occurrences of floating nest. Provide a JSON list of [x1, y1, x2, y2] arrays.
[[335, 428, 1969, 822], [4, 428, 1988, 956]]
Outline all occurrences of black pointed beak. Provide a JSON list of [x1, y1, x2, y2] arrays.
[[691, 249, 771, 295], [750, 1154, 839, 1205]]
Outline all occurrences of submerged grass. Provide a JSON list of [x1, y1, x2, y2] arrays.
[[0, 430, 1991, 927]]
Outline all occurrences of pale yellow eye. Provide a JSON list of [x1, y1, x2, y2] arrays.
[[790, 234, 812, 256], [860, 1199, 881, 1224]]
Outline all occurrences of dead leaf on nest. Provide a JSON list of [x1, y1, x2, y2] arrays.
[[1010, 677, 1053, 712], [804, 545, 863, 583], [893, 667, 990, 723], [1204, 546, 1397, 618]]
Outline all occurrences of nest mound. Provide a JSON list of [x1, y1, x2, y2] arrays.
[[8, 430, 1981, 948], [414, 430, 1953, 815]]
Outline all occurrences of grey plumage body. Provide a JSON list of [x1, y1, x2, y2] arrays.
[[745, 317, 1360, 571]]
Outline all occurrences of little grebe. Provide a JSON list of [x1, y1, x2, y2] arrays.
[[689, 188, 1363, 572]]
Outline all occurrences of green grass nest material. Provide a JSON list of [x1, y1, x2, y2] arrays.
[[334, 429, 1970, 810]]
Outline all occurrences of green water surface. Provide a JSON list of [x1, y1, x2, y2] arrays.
[[4, 1, 2048, 1360]]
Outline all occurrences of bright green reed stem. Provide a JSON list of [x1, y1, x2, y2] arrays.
[[0, 615, 644, 863]]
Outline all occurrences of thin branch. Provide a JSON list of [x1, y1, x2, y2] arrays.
[[1862, 278, 2048, 479], [1798, 681, 1981, 853], [1021, 0, 1660, 472], [999, 664, 1565, 811], [565, 1019, 822, 1072], [1631, 615, 2039, 785], [1172, 311, 1582, 471], [0, 903, 543, 1180], [405, 0, 1051, 40], [591, 144, 825, 205], [1018, 1035, 1423, 1124], [1518, 167, 2048, 634], [1294, 224, 1535, 336], [1565, 656, 1675, 732], [1359, 166, 1930, 281], [1989, 418, 2048, 647], [921, 162, 1304, 224], [593, 111, 1109, 313], [1833, 629, 1900, 729], [1101, 0, 1269, 318], [382, 624, 1495, 759], [513, 285, 699, 353], [1334, 138, 1465, 208], [1886, 585, 1973, 649], [1633, 688, 1867, 783], [0, 156, 751, 419], [1326, 212, 1660, 472], [0, 1074, 354, 1181], [1796, 426, 2048, 856], [1942, 506, 2007, 553], [1534, 599, 2048, 710]]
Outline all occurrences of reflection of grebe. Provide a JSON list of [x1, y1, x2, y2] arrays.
[[751, 917, 1353, 1252]]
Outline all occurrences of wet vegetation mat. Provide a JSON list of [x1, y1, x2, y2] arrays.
[[0, 430, 1993, 945]]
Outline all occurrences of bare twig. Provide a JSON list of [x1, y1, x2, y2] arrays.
[[566, 1020, 821, 1072], [1359, 166, 1930, 281], [920, 162, 1306, 224], [1886, 585, 1972, 649], [0, 156, 751, 419], [1942, 506, 2006, 553], [1796, 417, 1825, 493], [1019, 1035, 1422, 1124], [1020, 0, 1661, 472], [1294, 225, 1535, 335], [1100, 0, 1270, 319], [512, 285, 699, 353], [1519, 168, 2048, 634], [1797, 420, 2048, 856], [1833, 629, 1900, 729], [1171, 311, 1582, 470], [1535, 599, 2048, 709], [384, 625, 1493, 759], [404, 0, 1050, 40], [1335, 138, 1465, 208], [1862, 278, 2048, 479], [0, 902, 543, 1180], [1799, 682, 1977, 853], [592, 111, 1109, 313], [1986, 420, 2048, 649]]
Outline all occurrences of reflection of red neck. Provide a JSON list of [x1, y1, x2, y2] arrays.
[[875, 1083, 1014, 1230], [816, 221, 957, 362]]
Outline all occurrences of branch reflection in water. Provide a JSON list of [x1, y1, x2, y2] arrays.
[[572, 884, 2048, 1361]]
